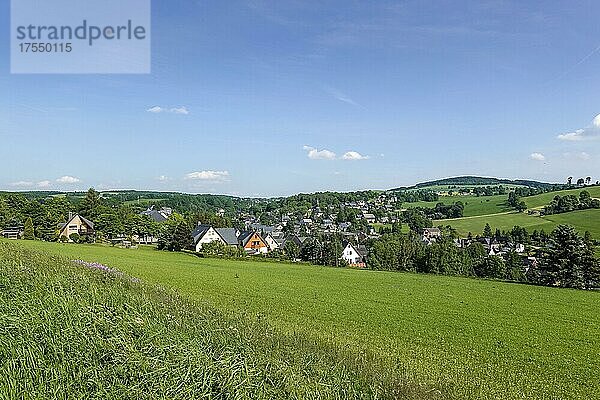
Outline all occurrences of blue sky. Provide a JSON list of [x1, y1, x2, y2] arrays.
[[1, 0, 600, 196]]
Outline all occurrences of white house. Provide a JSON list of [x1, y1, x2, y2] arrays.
[[263, 233, 279, 251], [363, 213, 376, 223], [192, 224, 225, 252], [341, 242, 367, 267]]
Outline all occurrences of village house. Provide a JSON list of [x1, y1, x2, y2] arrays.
[[192, 224, 225, 252], [262, 232, 280, 251], [1, 226, 24, 240], [238, 231, 269, 254], [58, 213, 95, 242], [363, 213, 376, 224], [340, 241, 368, 267], [215, 227, 240, 247], [421, 227, 442, 245], [141, 206, 172, 223]]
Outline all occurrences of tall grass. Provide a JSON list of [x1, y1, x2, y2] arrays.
[[0, 242, 439, 399]]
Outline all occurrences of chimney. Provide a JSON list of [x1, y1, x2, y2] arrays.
[[68, 212, 73, 220]]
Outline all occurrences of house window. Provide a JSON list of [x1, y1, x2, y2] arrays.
[[69, 225, 78, 230], [252, 241, 260, 246]]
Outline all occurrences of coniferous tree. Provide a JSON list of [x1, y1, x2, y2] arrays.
[[483, 223, 493, 238], [539, 225, 587, 288], [23, 217, 35, 240]]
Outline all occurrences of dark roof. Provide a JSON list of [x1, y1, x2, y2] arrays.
[[237, 231, 254, 246], [60, 214, 94, 230], [287, 235, 311, 248], [238, 231, 267, 247], [80, 215, 94, 229], [142, 209, 168, 223], [215, 228, 239, 245], [191, 224, 212, 243], [249, 223, 274, 234], [342, 241, 367, 257]]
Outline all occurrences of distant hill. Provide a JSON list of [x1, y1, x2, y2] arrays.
[[391, 176, 558, 191]]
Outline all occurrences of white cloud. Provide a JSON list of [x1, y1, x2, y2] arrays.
[[37, 180, 52, 188], [170, 106, 189, 115], [157, 175, 170, 182], [557, 114, 600, 141], [564, 151, 591, 161], [56, 176, 81, 184], [324, 86, 361, 107], [342, 151, 370, 160], [184, 170, 230, 181], [147, 106, 190, 115], [530, 152, 546, 161], [10, 181, 33, 187], [303, 145, 337, 160]]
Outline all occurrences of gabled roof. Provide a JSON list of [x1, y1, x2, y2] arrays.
[[238, 231, 259, 246], [191, 224, 212, 243], [141, 208, 168, 223], [59, 214, 94, 231], [215, 227, 239, 245], [80, 215, 94, 229], [342, 241, 367, 257]]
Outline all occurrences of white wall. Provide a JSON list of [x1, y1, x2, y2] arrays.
[[195, 227, 225, 252]]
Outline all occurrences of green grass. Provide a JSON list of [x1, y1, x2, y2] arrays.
[[523, 186, 600, 209], [439, 209, 600, 238], [404, 194, 512, 217], [0, 241, 422, 399], [371, 223, 410, 233], [12, 240, 600, 399], [403, 186, 600, 219]]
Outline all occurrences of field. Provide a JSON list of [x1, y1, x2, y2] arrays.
[[10, 240, 600, 399], [403, 185, 600, 238], [523, 186, 600, 209], [403, 194, 511, 217], [0, 242, 403, 399], [439, 209, 600, 237]]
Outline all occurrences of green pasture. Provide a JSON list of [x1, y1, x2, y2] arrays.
[[11, 240, 600, 400], [403, 194, 511, 217]]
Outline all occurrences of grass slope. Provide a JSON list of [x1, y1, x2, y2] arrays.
[[523, 186, 600, 209], [404, 194, 511, 217], [14, 240, 600, 400], [0, 242, 424, 399], [439, 209, 600, 238]]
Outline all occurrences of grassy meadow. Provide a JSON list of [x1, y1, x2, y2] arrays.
[[9, 240, 600, 399], [403, 194, 511, 217], [439, 209, 600, 238], [399, 185, 600, 238], [523, 186, 600, 209], [0, 241, 416, 399]]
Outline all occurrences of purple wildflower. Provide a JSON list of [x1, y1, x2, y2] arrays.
[[71, 260, 141, 284], [72, 259, 114, 273]]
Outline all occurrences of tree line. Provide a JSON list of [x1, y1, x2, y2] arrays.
[[366, 225, 599, 290], [543, 191, 600, 215]]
